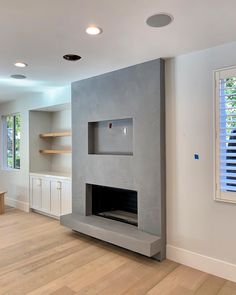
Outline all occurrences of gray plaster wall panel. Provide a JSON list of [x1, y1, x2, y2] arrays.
[[85, 156, 135, 190], [66, 58, 166, 259]]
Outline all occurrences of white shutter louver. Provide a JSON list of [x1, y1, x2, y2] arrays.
[[217, 73, 236, 201]]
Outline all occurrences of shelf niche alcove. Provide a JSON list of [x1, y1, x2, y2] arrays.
[[29, 103, 72, 175]]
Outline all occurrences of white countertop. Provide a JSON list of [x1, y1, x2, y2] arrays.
[[30, 171, 71, 180]]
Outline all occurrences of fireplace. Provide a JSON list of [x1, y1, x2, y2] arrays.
[[61, 59, 166, 259], [89, 184, 138, 226]]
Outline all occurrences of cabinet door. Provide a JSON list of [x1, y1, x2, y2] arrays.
[[41, 179, 51, 213], [61, 181, 72, 215], [31, 177, 42, 209], [50, 180, 61, 217]]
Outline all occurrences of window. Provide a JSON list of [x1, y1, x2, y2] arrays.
[[215, 68, 236, 203], [3, 114, 21, 169]]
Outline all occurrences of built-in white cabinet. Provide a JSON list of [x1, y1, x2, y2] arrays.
[[30, 173, 72, 218], [41, 179, 51, 213], [31, 177, 42, 210]]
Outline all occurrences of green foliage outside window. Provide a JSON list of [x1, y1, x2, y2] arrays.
[[6, 114, 20, 169], [225, 78, 236, 138]]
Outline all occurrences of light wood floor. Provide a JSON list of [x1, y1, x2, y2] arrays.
[[1, 209, 236, 295]]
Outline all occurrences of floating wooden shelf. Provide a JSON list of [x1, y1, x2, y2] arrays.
[[39, 131, 71, 138], [39, 149, 72, 154]]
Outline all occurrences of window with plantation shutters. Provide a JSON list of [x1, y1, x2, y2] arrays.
[[215, 68, 236, 203]]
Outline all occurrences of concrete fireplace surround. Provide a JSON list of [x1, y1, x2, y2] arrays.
[[61, 58, 166, 260]]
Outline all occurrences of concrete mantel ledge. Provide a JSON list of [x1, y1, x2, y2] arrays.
[[61, 213, 161, 257]]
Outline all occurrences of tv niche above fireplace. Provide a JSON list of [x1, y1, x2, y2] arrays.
[[88, 118, 133, 156], [90, 184, 138, 226]]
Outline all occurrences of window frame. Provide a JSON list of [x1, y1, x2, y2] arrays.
[[214, 66, 236, 204], [2, 113, 21, 171]]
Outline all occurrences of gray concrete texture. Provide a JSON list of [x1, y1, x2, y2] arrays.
[[61, 58, 166, 260]]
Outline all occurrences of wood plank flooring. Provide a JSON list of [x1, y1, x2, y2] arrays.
[[0, 209, 236, 295]]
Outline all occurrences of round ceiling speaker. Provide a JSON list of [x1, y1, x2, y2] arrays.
[[146, 13, 173, 28]]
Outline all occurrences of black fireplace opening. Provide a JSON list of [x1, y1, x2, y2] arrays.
[[91, 184, 138, 226]]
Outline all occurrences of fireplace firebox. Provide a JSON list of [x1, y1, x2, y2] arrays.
[[89, 184, 138, 226]]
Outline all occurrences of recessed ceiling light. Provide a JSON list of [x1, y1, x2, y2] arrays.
[[11, 74, 26, 79], [86, 26, 102, 35], [146, 13, 173, 28], [14, 62, 28, 68], [63, 54, 82, 61]]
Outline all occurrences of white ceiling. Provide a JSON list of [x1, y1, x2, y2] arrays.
[[0, 0, 236, 102]]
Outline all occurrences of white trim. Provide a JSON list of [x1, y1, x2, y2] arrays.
[[1, 115, 7, 170], [31, 209, 59, 220], [167, 244, 236, 283], [213, 64, 236, 74], [214, 67, 236, 203], [213, 71, 218, 201], [215, 195, 236, 204], [214, 70, 222, 201], [5, 197, 29, 212], [1, 113, 21, 171], [218, 67, 236, 79]]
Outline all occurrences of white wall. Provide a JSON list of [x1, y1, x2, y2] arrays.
[[166, 41, 236, 281], [0, 87, 71, 211], [51, 109, 72, 173]]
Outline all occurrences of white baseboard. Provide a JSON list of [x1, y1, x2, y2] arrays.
[[6, 197, 29, 212], [167, 244, 236, 283]]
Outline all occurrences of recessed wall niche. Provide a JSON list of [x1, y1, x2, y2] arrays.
[[29, 104, 72, 174], [88, 118, 133, 155]]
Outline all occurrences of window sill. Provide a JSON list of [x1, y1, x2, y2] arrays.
[[215, 195, 236, 205], [1, 168, 21, 173]]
